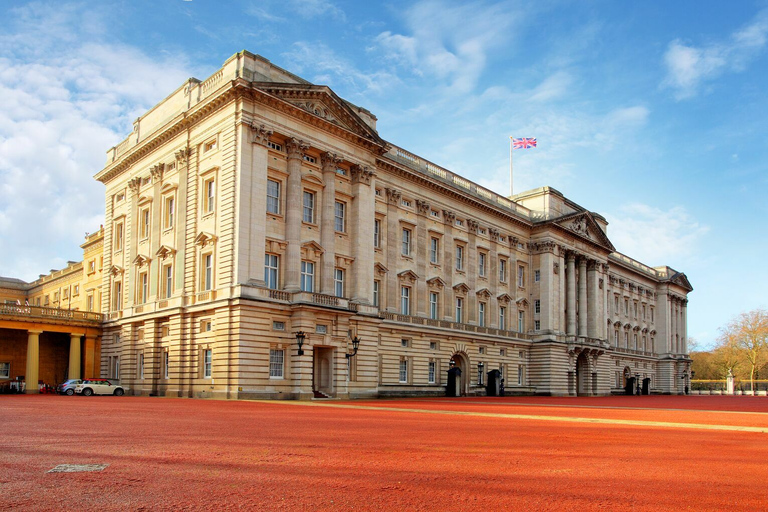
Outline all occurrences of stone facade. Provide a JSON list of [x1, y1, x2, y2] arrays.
[[2, 51, 693, 397]]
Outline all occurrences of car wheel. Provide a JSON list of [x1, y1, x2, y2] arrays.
[[65, 389, 74, 396], [82, 388, 93, 396], [114, 388, 124, 396]]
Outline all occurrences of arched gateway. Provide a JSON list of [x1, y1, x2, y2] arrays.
[[447, 352, 470, 396]]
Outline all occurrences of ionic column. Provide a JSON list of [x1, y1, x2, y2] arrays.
[[385, 188, 402, 312], [25, 330, 42, 394], [587, 260, 599, 339], [539, 247, 554, 333], [578, 257, 588, 338], [350, 165, 375, 304], [442, 211, 456, 320], [320, 152, 342, 296], [566, 252, 577, 336], [682, 299, 688, 354], [284, 139, 310, 292], [69, 333, 83, 380]]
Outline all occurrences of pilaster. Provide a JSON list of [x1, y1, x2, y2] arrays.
[[284, 138, 309, 292]]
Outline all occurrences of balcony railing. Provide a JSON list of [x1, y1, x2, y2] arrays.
[[380, 311, 532, 340], [0, 304, 103, 325]]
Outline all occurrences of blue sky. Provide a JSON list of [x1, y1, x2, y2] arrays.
[[1, 1, 766, 349]]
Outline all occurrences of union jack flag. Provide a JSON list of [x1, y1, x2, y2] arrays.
[[511, 137, 537, 149]]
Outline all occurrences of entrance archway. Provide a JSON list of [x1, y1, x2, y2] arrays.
[[575, 352, 590, 396], [449, 352, 470, 396], [312, 346, 334, 398]]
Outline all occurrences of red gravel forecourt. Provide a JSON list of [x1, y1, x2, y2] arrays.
[[2, 395, 768, 511]]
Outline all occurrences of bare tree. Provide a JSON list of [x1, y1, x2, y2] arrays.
[[718, 309, 768, 392]]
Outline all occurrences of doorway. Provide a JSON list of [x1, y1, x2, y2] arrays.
[[448, 352, 469, 396], [576, 352, 590, 396], [313, 347, 334, 398]]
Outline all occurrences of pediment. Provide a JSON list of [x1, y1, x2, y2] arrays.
[[195, 231, 218, 247], [516, 298, 529, 308], [156, 245, 176, 259], [497, 293, 513, 304], [426, 276, 447, 288], [301, 240, 324, 259], [132, 254, 151, 267], [252, 83, 385, 146], [550, 211, 615, 252], [398, 270, 420, 283], [374, 262, 389, 276], [109, 265, 124, 276], [453, 283, 469, 294], [476, 288, 491, 299], [668, 272, 693, 292]]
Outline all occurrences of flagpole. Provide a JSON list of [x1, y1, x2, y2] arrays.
[[509, 136, 514, 197]]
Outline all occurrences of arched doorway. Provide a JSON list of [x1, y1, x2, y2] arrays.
[[449, 352, 470, 396], [622, 366, 634, 395], [575, 352, 590, 396]]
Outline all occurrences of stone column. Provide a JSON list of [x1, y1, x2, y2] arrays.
[[84, 335, 98, 378], [488, 229, 499, 328], [415, 200, 430, 316], [350, 165, 375, 304], [442, 211, 456, 320], [578, 257, 588, 339], [682, 299, 688, 354], [69, 333, 83, 380], [385, 188, 401, 312], [127, 177, 140, 308], [320, 152, 342, 295], [566, 252, 577, 337], [25, 330, 42, 394], [466, 219, 478, 324], [670, 298, 677, 354], [284, 138, 309, 292], [242, 123, 272, 285], [602, 264, 610, 341], [538, 246, 554, 333], [587, 260, 599, 339]]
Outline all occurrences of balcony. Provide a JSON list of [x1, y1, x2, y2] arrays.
[[0, 304, 103, 326], [380, 312, 532, 340]]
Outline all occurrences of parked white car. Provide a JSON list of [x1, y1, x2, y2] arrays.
[[75, 379, 126, 396]]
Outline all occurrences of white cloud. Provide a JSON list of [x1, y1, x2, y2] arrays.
[[662, 9, 768, 99], [529, 71, 573, 102], [374, 0, 521, 95], [605, 204, 709, 266], [0, 3, 192, 281], [289, 0, 345, 21]]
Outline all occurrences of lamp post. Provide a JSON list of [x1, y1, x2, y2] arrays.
[[478, 361, 484, 386], [635, 373, 641, 396], [345, 336, 361, 359], [295, 331, 306, 356]]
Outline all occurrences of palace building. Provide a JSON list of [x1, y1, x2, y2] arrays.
[[0, 51, 692, 397]]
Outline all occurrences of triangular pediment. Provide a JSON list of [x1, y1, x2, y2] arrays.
[[301, 240, 324, 258], [668, 272, 693, 292], [374, 262, 389, 276], [109, 265, 124, 276], [156, 245, 176, 259], [132, 254, 151, 267], [497, 293, 513, 304], [195, 231, 217, 247], [476, 288, 491, 299], [550, 211, 615, 252], [252, 83, 385, 146], [426, 276, 447, 288], [516, 298, 529, 308], [453, 283, 469, 294], [398, 270, 419, 283]]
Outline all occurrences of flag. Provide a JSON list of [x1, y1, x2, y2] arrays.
[[511, 137, 537, 149]]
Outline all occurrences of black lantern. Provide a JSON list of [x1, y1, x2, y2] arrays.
[[449, 359, 456, 368], [346, 335, 361, 359], [295, 331, 306, 356]]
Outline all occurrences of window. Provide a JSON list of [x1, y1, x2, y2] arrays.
[[138, 272, 148, 304], [633, 302, 638, 319], [499, 306, 506, 330], [534, 299, 541, 314], [300, 261, 315, 292], [401, 228, 411, 256], [478, 302, 486, 327], [614, 330, 619, 346], [86, 293, 94, 312], [267, 141, 282, 151], [401, 199, 411, 207], [400, 286, 410, 315], [518, 310, 525, 332], [614, 296, 620, 314], [109, 356, 120, 379], [316, 325, 328, 334], [163, 264, 173, 298], [112, 281, 122, 310], [373, 280, 380, 307], [534, 270, 540, 282], [203, 349, 212, 378], [430, 341, 437, 350], [139, 208, 150, 239], [116, 192, 125, 203], [499, 259, 507, 282], [204, 177, 215, 213], [202, 254, 213, 291], [429, 292, 439, 320], [0, 362, 9, 379], [114, 222, 124, 251], [500, 348, 506, 357], [89, 260, 96, 273], [624, 299, 629, 316], [428, 361, 436, 384], [479, 346, 485, 354], [479, 253, 486, 277], [303, 191, 315, 223], [164, 195, 175, 229], [642, 304, 647, 320], [518, 365, 524, 385], [334, 201, 346, 232], [73, 285, 79, 296], [303, 155, 316, 164], [264, 254, 279, 290], [164, 351, 169, 380], [634, 334, 638, 349], [399, 358, 408, 383], [624, 332, 629, 347], [273, 321, 285, 331], [534, 320, 541, 331], [269, 348, 285, 378], [203, 139, 217, 152], [430, 237, 439, 264], [455, 297, 463, 323], [374, 219, 381, 248], [651, 307, 654, 322], [478, 364, 484, 385], [401, 338, 409, 348], [267, 179, 281, 214], [456, 245, 464, 270], [138, 353, 145, 379], [334, 268, 345, 297], [518, 266, 525, 287]]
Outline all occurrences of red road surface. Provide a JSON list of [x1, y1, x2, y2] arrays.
[[2, 395, 767, 511]]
